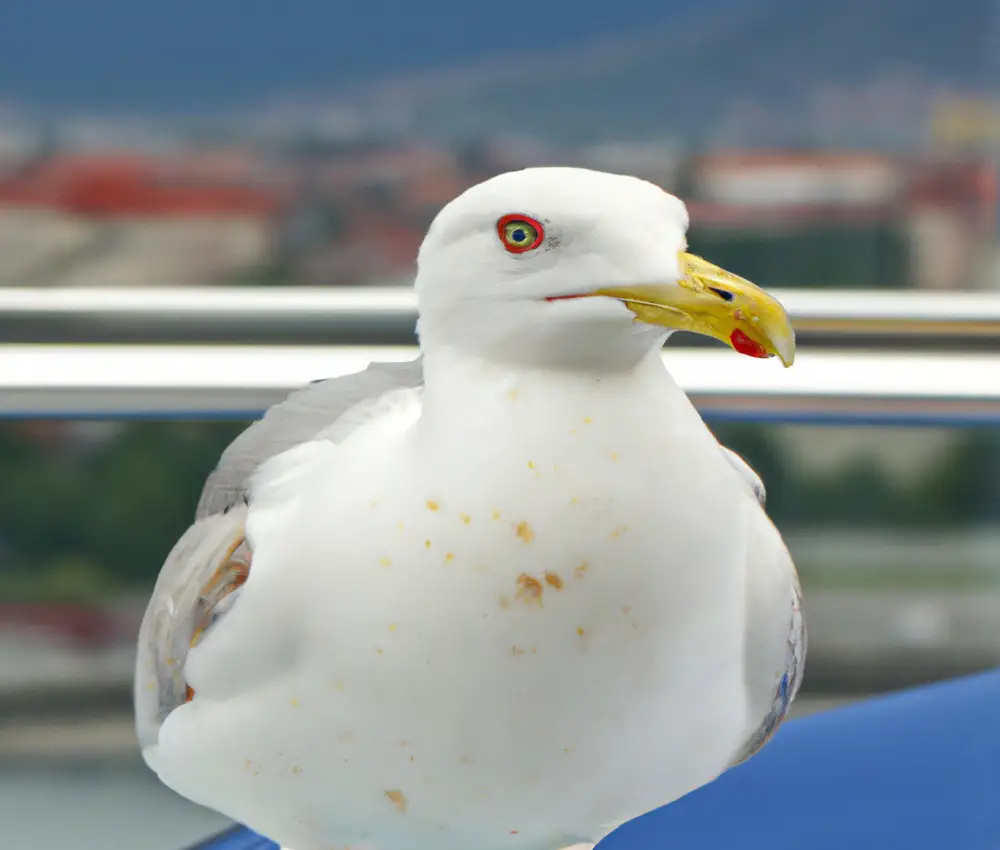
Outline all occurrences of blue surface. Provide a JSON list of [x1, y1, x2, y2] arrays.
[[184, 825, 277, 850], [187, 671, 1000, 850]]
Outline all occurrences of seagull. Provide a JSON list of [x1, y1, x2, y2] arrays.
[[135, 167, 806, 850]]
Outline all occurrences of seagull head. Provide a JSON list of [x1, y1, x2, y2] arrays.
[[415, 167, 795, 371]]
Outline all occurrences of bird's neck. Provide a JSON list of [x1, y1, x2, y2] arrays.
[[416, 301, 671, 374], [417, 344, 692, 443]]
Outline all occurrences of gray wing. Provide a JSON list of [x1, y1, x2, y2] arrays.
[[137, 357, 425, 753], [135, 506, 251, 751], [729, 515, 806, 768], [196, 357, 424, 518]]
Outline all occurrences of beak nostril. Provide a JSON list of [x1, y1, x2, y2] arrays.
[[708, 287, 734, 302]]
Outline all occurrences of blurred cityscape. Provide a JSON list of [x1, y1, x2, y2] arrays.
[[0, 0, 999, 845], [0, 114, 997, 292], [0, 0, 999, 295]]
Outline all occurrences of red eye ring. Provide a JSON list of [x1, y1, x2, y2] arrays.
[[497, 214, 545, 254]]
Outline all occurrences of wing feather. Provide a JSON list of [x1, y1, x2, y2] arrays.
[[196, 358, 423, 518], [138, 358, 424, 749], [729, 514, 806, 767]]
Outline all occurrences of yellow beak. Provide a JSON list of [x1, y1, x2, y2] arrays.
[[592, 252, 796, 367]]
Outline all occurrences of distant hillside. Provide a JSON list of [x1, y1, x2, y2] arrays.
[[333, 0, 996, 147], [0, 0, 711, 113], [2, 0, 993, 149]]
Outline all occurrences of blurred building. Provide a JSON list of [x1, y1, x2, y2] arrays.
[[684, 151, 907, 289], [928, 96, 1000, 290], [905, 158, 997, 290], [0, 139, 996, 291], [0, 153, 286, 287], [684, 150, 997, 290], [691, 151, 901, 208]]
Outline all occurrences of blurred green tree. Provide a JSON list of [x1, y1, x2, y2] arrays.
[[0, 421, 996, 601], [0, 421, 244, 599], [689, 224, 909, 288]]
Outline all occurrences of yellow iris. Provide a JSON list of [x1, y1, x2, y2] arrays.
[[502, 219, 539, 248]]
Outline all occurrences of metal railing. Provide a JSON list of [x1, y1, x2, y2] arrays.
[[1, 286, 999, 349], [1, 288, 998, 424], [2, 344, 1000, 424]]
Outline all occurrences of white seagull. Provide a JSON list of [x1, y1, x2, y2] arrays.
[[135, 167, 806, 850]]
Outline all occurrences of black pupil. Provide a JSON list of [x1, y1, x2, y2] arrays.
[[511, 228, 527, 242]]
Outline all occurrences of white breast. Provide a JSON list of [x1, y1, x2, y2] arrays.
[[151, 360, 763, 850]]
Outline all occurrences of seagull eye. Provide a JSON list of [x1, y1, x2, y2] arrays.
[[497, 214, 544, 253]]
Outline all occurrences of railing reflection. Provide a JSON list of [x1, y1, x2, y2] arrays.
[[0, 286, 999, 349], [1, 344, 999, 425]]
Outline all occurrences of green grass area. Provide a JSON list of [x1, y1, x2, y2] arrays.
[[0, 558, 126, 605], [799, 564, 1000, 592], [2, 557, 998, 605]]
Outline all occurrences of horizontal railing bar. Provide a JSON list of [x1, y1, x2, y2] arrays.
[[0, 288, 998, 349], [2, 345, 999, 426]]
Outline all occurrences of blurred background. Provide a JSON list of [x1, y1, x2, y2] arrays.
[[1, 0, 999, 847]]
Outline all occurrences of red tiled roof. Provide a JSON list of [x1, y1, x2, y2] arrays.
[[0, 603, 121, 646], [346, 216, 423, 268], [0, 154, 284, 217], [906, 161, 996, 210]]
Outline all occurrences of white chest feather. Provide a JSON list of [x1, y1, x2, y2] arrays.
[[157, 359, 763, 850]]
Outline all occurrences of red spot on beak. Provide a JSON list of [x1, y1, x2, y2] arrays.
[[730, 329, 771, 359], [544, 293, 590, 302]]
